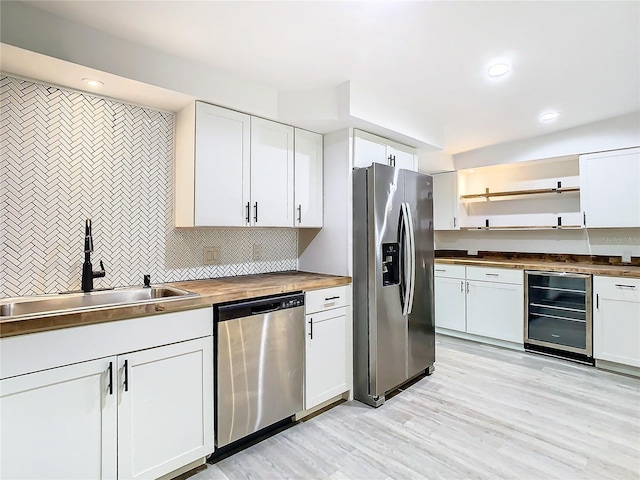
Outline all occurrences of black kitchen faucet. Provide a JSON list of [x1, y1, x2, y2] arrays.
[[81, 219, 106, 292]]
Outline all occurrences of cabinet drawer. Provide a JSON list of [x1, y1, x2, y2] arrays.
[[466, 266, 523, 285], [434, 263, 466, 279], [593, 276, 640, 303], [305, 286, 350, 314]]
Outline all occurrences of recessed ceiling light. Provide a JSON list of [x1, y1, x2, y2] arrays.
[[539, 111, 560, 122], [487, 63, 511, 77], [81, 78, 104, 88]]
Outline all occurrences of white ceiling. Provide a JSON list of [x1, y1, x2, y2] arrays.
[[18, 1, 640, 154]]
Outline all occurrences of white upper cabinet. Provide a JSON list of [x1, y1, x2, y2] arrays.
[[353, 130, 417, 171], [388, 146, 416, 171], [353, 133, 387, 168], [250, 117, 295, 227], [175, 102, 319, 228], [175, 102, 251, 227], [579, 147, 640, 228], [294, 129, 323, 228], [433, 171, 459, 230]]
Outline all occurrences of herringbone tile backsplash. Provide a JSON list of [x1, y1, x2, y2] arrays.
[[0, 76, 297, 298]]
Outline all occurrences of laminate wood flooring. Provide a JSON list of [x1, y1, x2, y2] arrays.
[[193, 336, 640, 480]]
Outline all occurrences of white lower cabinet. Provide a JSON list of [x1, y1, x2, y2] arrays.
[[435, 263, 524, 345], [434, 276, 466, 331], [118, 337, 213, 480], [0, 308, 214, 480], [304, 285, 352, 411], [466, 279, 524, 343], [593, 276, 640, 368], [0, 357, 117, 480]]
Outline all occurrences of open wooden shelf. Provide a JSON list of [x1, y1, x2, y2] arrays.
[[460, 186, 580, 200], [460, 225, 583, 231]]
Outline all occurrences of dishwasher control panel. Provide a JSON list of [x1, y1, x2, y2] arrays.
[[282, 298, 304, 308]]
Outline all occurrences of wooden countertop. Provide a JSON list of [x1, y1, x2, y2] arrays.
[[0, 271, 351, 338], [435, 257, 640, 278]]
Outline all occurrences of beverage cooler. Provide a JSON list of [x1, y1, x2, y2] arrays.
[[525, 271, 593, 364]]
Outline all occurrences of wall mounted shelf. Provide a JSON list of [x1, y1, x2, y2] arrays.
[[460, 225, 583, 231], [460, 186, 580, 200]]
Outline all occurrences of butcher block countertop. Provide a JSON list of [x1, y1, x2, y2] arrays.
[[0, 271, 351, 338], [435, 257, 640, 278]]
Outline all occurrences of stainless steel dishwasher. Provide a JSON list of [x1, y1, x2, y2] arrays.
[[215, 292, 304, 448]]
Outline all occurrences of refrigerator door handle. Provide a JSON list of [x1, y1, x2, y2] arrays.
[[398, 203, 408, 315], [405, 202, 416, 315]]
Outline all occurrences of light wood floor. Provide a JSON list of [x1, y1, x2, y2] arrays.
[[193, 336, 640, 480]]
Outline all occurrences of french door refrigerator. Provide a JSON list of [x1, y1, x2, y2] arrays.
[[353, 163, 435, 407]]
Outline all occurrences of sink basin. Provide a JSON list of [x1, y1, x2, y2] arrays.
[[0, 286, 197, 318]]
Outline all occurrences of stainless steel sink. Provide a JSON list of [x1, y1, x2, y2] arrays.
[[0, 286, 197, 318]]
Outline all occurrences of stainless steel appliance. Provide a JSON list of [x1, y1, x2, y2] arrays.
[[525, 271, 593, 364], [215, 293, 304, 448], [353, 163, 435, 407]]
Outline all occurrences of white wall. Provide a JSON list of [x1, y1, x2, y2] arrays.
[[418, 150, 455, 174], [298, 129, 353, 276], [453, 112, 640, 169], [0, 1, 278, 118], [435, 228, 640, 257]]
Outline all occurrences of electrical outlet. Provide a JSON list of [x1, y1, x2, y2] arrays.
[[204, 246, 221, 265], [468, 249, 478, 256], [253, 244, 262, 261], [622, 250, 632, 263]]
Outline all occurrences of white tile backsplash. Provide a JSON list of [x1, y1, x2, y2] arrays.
[[0, 76, 297, 298]]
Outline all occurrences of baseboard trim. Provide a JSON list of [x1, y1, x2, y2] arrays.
[[436, 328, 524, 351]]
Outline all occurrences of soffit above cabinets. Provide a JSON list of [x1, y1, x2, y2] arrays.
[[4, 1, 639, 153]]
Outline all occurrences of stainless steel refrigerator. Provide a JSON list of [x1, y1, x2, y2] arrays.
[[353, 163, 435, 407]]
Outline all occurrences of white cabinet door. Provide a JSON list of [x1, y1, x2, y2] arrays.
[[194, 102, 251, 227], [593, 276, 640, 367], [0, 357, 117, 480], [305, 307, 348, 410], [580, 147, 640, 228], [294, 129, 323, 228], [466, 280, 524, 343], [388, 146, 416, 171], [251, 117, 295, 227], [118, 338, 214, 480], [435, 276, 466, 331], [433, 172, 459, 230], [353, 134, 388, 169]]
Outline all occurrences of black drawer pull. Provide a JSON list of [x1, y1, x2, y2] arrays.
[[325, 296, 340, 301], [615, 284, 637, 289]]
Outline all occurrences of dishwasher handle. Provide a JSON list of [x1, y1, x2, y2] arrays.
[[251, 303, 283, 315]]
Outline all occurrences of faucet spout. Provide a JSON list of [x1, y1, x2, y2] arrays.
[[84, 219, 94, 253], [81, 219, 106, 292]]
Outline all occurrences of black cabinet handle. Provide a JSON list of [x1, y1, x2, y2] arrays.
[[246, 202, 250, 223], [297, 205, 302, 223], [325, 296, 340, 301], [615, 284, 637, 289], [108, 361, 113, 395], [308, 318, 313, 339], [123, 360, 129, 392], [254, 202, 258, 223], [596, 293, 599, 310]]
